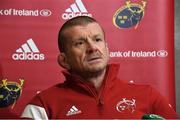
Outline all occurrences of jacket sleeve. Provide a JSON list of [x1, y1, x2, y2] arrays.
[[21, 94, 49, 120], [149, 86, 178, 119]]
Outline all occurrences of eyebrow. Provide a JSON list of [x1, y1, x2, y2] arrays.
[[93, 34, 103, 38], [72, 33, 104, 42]]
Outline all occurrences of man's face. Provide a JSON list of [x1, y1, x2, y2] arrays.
[[62, 22, 109, 74]]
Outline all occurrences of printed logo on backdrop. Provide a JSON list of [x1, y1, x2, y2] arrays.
[[110, 50, 168, 58], [12, 38, 45, 60], [0, 9, 51, 17], [0, 79, 24, 108], [39, 9, 52, 17], [62, 0, 92, 20], [113, 0, 147, 29]]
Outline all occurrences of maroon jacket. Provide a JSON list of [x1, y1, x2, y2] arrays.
[[21, 64, 177, 119]]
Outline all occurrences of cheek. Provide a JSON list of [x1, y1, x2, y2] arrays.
[[101, 45, 109, 55], [102, 47, 109, 61], [67, 50, 85, 63], [106, 47, 109, 57]]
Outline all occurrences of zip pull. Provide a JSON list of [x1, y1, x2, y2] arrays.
[[98, 98, 104, 106]]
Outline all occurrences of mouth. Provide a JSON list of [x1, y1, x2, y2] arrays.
[[86, 57, 102, 63]]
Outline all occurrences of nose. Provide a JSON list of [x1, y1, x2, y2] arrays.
[[86, 39, 98, 54]]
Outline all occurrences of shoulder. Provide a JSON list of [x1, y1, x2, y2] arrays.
[[115, 79, 153, 93], [37, 82, 70, 98], [117, 80, 173, 110], [28, 82, 70, 104], [41, 82, 68, 93]]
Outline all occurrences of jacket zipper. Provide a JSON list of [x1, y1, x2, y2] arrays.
[[81, 81, 105, 106]]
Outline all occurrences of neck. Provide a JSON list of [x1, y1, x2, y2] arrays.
[[86, 69, 106, 90], [74, 68, 107, 90]]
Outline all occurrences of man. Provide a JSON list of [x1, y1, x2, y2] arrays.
[[21, 16, 177, 119]]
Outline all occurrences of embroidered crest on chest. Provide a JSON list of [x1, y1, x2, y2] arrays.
[[116, 98, 136, 113]]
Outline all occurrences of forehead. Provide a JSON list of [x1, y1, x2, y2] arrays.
[[63, 22, 104, 38]]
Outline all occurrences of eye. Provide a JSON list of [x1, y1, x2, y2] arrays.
[[95, 38, 102, 42], [75, 41, 84, 46]]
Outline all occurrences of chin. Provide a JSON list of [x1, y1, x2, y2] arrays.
[[86, 64, 107, 73]]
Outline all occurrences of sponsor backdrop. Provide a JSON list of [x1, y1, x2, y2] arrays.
[[0, 0, 175, 118]]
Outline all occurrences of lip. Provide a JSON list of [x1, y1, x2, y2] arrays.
[[86, 57, 102, 63], [87, 56, 101, 60]]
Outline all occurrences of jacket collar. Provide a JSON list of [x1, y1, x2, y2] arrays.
[[62, 64, 120, 96]]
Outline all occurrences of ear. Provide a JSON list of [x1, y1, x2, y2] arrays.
[[57, 53, 70, 70]]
